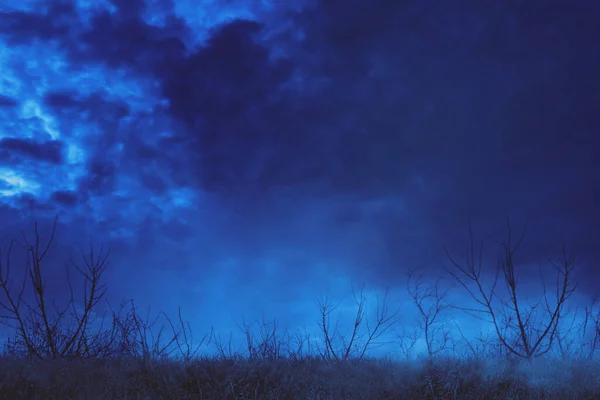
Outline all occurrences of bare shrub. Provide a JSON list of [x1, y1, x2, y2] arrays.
[[235, 314, 312, 361], [165, 307, 213, 362], [452, 325, 507, 360], [0, 218, 210, 363], [110, 300, 212, 364], [317, 283, 400, 361], [578, 297, 600, 359], [396, 324, 420, 360], [213, 330, 238, 359], [405, 270, 452, 358]]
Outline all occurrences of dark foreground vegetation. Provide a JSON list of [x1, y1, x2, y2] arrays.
[[1, 355, 600, 399], [0, 218, 598, 399]]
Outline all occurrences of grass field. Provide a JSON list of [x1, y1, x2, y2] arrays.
[[0, 354, 598, 399]]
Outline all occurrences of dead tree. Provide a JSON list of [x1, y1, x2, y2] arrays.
[[406, 270, 452, 358], [317, 283, 400, 361], [444, 219, 578, 360]]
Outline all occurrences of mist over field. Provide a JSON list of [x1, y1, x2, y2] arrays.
[[0, 0, 599, 363]]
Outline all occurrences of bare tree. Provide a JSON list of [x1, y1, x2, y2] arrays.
[[0, 219, 213, 363], [0, 218, 119, 359], [406, 270, 452, 358], [317, 283, 400, 361], [445, 219, 578, 360]]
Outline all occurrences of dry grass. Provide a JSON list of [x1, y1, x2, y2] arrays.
[[0, 354, 598, 399]]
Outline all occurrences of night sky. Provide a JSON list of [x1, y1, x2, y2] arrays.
[[0, 0, 599, 358]]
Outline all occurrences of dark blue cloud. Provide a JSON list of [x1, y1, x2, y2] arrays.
[[0, 95, 18, 108], [79, 11, 188, 72], [0, 1, 76, 45], [161, 19, 298, 192], [43, 90, 81, 109], [0, 137, 63, 164], [43, 90, 130, 120], [79, 159, 117, 195], [51, 189, 80, 207]]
